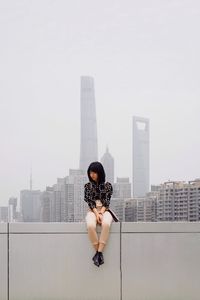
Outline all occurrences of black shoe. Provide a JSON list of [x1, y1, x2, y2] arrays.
[[92, 251, 100, 267], [92, 251, 98, 261], [98, 251, 104, 265]]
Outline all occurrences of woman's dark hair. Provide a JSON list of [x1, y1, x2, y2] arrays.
[[87, 161, 106, 183]]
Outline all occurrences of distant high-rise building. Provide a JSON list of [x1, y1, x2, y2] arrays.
[[68, 169, 87, 222], [40, 187, 54, 222], [151, 184, 161, 192], [157, 179, 200, 222], [112, 177, 132, 222], [0, 206, 8, 222], [132, 116, 150, 197], [124, 178, 200, 222], [20, 190, 41, 222], [100, 146, 114, 184], [40, 169, 88, 223], [79, 76, 98, 174], [114, 177, 131, 199], [124, 194, 157, 222], [8, 197, 17, 222]]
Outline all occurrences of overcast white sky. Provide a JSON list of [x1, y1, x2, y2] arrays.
[[0, 0, 200, 207]]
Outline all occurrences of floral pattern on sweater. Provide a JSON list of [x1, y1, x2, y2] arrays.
[[84, 181, 113, 210]]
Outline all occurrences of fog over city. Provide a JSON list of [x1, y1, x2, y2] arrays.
[[0, 0, 199, 206]]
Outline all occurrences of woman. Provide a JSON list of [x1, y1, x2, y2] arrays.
[[84, 161, 119, 267]]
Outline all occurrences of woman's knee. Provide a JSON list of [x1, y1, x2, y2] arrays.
[[86, 221, 96, 230], [102, 213, 113, 226], [85, 212, 96, 223], [101, 220, 111, 227]]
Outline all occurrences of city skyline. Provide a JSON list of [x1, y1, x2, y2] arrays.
[[0, 70, 199, 206], [0, 1, 200, 206]]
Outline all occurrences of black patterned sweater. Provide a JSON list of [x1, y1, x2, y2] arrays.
[[84, 181, 113, 210]]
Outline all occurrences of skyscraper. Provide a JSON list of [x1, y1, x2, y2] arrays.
[[79, 76, 98, 174], [132, 116, 150, 197], [100, 145, 114, 185]]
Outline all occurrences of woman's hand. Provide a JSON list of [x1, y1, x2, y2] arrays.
[[96, 212, 103, 224], [98, 213, 103, 224]]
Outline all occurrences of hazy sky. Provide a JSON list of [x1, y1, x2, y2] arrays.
[[0, 0, 200, 207]]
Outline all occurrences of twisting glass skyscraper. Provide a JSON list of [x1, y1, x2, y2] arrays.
[[79, 76, 98, 174]]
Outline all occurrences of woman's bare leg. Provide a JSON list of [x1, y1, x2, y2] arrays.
[[98, 211, 113, 252], [85, 211, 99, 249], [98, 242, 106, 252], [94, 242, 99, 251]]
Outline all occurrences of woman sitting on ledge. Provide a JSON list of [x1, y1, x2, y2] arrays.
[[84, 161, 119, 268]]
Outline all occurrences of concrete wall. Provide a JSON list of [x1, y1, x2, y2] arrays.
[[122, 222, 200, 300], [1, 221, 200, 300], [0, 223, 8, 300]]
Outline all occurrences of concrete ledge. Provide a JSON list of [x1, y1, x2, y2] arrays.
[[9, 221, 120, 233], [1, 222, 200, 300], [122, 221, 200, 232]]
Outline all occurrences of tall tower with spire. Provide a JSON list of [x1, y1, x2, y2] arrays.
[[79, 76, 98, 174], [100, 145, 114, 185]]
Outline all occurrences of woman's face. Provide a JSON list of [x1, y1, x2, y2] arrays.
[[90, 171, 98, 182]]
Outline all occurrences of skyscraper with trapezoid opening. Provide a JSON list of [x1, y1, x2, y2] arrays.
[[132, 116, 150, 197]]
